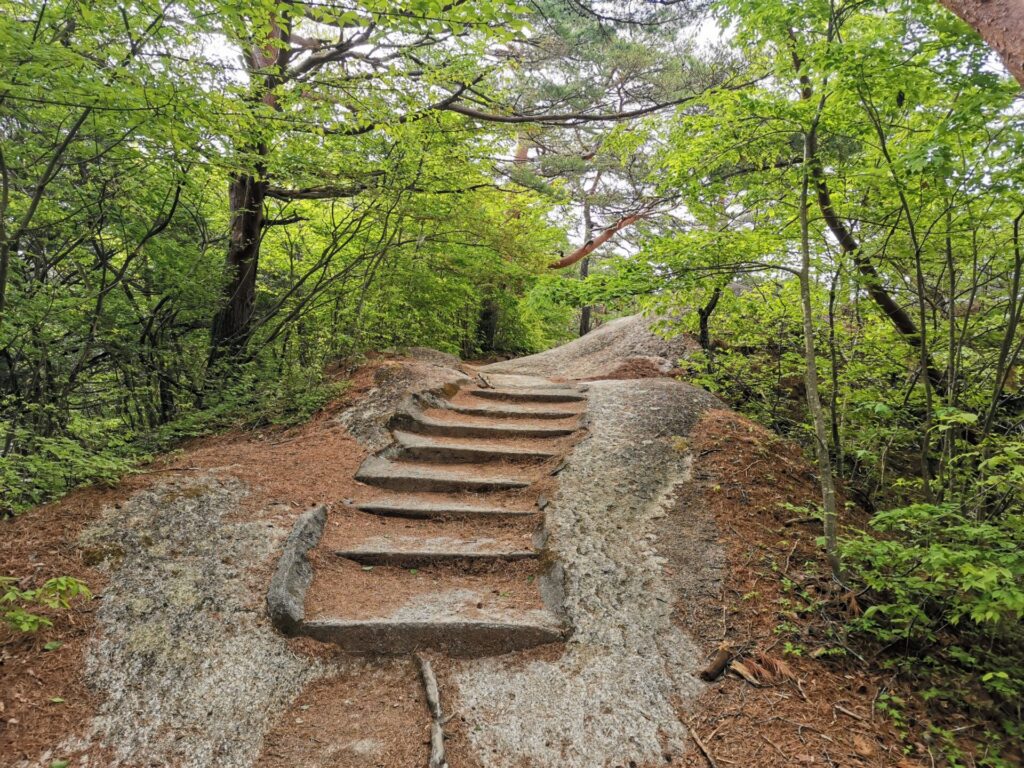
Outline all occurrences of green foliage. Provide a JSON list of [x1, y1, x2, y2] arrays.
[[0, 350, 348, 515], [842, 504, 1024, 721], [614, 0, 1024, 753], [0, 421, 137, 515], [1, 576, 92, 633], [0, 0, 567, 514], [1, 0, 1022, 754], [152, 359, 348, 443], [845, 504, 1024, 632]]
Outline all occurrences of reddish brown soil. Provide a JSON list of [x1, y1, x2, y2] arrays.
[[671, 409, 973, 768], [422, 406, 580, 431], [585, 356, 672, 380], [356, 479, 563, 515], [394, 429, 574, 453], [256, 657, 429, 768], [305, 556, 547, 621], [321, 509, 538, 553], [364, 457, 539, 482], [0, 484, 127, 765], [349, 488, 542, 513], [168, 406, 371, 520], [449, 389, 587, 414]]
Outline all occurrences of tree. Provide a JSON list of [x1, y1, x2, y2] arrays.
[[467, 0, 735, 336], [937, 0, 1024, 85], [198, 0, 539, 361], [0, 0, 566, 509], [632, 0, 1024, 736]]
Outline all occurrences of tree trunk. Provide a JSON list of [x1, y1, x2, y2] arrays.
[[697, 286, 722, 352], [578, 200, 594, 336], [801, 128, 842, 581], [578, 260, 592, 336], [827, 273, 843, 475], [937, 0, 1024, 86], [477, 298, 500, 353], [209, 172, 266, 362]]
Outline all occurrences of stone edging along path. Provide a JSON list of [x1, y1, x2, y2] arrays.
[[266, 504, 327, 635]]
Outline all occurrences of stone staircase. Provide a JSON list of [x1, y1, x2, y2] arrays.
[[280, 373, 587, 657]]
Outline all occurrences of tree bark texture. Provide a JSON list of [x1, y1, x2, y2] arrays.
[[209, 172, 266, 360], [938, 0, 1024, 86]]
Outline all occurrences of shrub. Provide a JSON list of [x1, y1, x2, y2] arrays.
[[1, 575, 92, 633], [842, 503, 1024, 737]]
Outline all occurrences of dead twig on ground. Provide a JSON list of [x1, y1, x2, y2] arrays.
[[688, 721, 720, 768], [760, 734, 789, 759], [833, 703, 865, 721]]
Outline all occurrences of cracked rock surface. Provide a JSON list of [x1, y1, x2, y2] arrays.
[[452, 378, 724, 768], [336, 353, 469, 452]]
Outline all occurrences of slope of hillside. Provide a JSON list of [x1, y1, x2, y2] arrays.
[[1, 327, 956, 768]]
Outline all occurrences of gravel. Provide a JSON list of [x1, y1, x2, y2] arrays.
[[451, 378, 726, 768]]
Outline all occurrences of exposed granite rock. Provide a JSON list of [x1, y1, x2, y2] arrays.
[[452, 379, 725, 768], [480, 314, 697, 380], [337, 357, 470, 452], [267, 505, 327, 634], [71, 478, 322, 768]]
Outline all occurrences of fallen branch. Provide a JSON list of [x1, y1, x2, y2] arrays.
[[834, 703, 866, 721], [699, 642, 734, 682], [415, 653, 447, 768]]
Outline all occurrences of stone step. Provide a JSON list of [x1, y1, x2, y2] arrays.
[[473, 387, 585, 403], [479, 373, 573, 390], [355, 455, 531, 492], [300, 617, 567, 656], [356, 498, 536, 520], [444, 402, 579, 420], [393, 430, 559, 463], [334, 534, 537, 566], [336, 548, 536, 567], [399, 409, 576, 439], [303, 569, 567, 656]]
